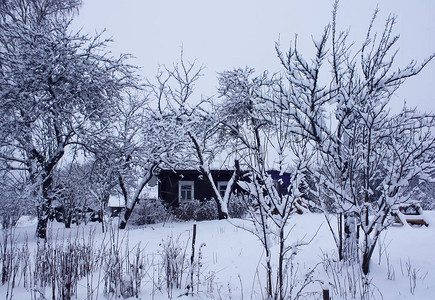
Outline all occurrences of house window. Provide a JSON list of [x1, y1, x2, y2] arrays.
[[179, 181, 194, 202], [217, 181, 229, 198]]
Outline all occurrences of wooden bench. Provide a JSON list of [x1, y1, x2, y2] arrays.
[[392, 203, 429, 227]]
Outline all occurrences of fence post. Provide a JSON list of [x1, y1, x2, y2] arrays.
[[323, 288, 330, 300], [190, 223, 197, 294]]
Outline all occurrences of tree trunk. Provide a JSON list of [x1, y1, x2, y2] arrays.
[[338, 213, 343, 261], [215, 199, 228, 219], [362, 252, 370, 275], [36, 208, 50, 239], [265, 241, 273, 298], [64, 213, 72, 228], [35, 149, 64, 239], [119, 207, 133, 229], [258, 206, 273, 299], [100, 207, 105, 233], [277, 227, 285, 300], [118, 166, 156, 229], [361, 234, 377, 275], [343, 212, 357, 261], [36, 174, 54, 239]]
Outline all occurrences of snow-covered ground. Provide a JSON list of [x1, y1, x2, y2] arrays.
[[2, 212, 435, 299]]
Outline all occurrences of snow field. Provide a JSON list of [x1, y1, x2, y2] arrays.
[[1, 212, 435, 299]]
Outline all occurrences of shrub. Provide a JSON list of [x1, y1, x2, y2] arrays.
[[173, 201, 197, 221], [228, 194, 249, 219], [193, 200, 218, 221], [174, 200, 218, 221], [130, 198, 172, 225]]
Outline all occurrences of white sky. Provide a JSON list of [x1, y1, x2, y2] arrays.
[[73, 0, 435, 112]]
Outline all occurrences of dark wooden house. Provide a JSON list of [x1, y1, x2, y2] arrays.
[[158, 169, 240, 207], [268, 170, 292, 195]]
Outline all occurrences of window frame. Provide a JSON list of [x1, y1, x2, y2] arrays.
[[217, 181, 229, 198], [179, 180, 195, 203]]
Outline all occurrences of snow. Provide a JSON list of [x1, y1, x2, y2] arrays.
[[108, 193, 124, 208], [2, 212, 435, 299], [14, 215, 38, 228]]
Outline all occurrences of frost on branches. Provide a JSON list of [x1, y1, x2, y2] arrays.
[[0, 0, 137, 239], [272, 2, 435, 274], [217, 68, 316, 300], [150, 52, 241, 220], [217, 1, 434, 279]]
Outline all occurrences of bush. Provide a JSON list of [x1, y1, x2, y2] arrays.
[[174, 196, 250, 221], [174, 199, 218, 221], [130, 198, 172, 225], [194, 200, 218, 221], [228, 194, 249, 219]]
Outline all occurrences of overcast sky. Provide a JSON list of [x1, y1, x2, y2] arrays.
[[73, 0, 435, 112]]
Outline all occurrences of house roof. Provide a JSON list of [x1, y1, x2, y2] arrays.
[[158, 169, 236, 176], [108, 194, 124, 208]]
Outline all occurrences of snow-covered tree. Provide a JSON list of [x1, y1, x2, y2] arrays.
[[0, 167, 34, 228], [0, 0, 137, 238], [118, 96, 188, 229], [272, 1, 435, 274], [85, 156, 119, 232], [87, 91, 188, 230], [217, 68, 315, 299], [152, 53, 240, 219], [407, 175, 435, 210], [216, 1, 434, 278], [51, 162, 101, 228]]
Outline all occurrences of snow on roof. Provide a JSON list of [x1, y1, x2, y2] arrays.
[[108, 185, 159, 207], [108, 194, 124, 208]]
